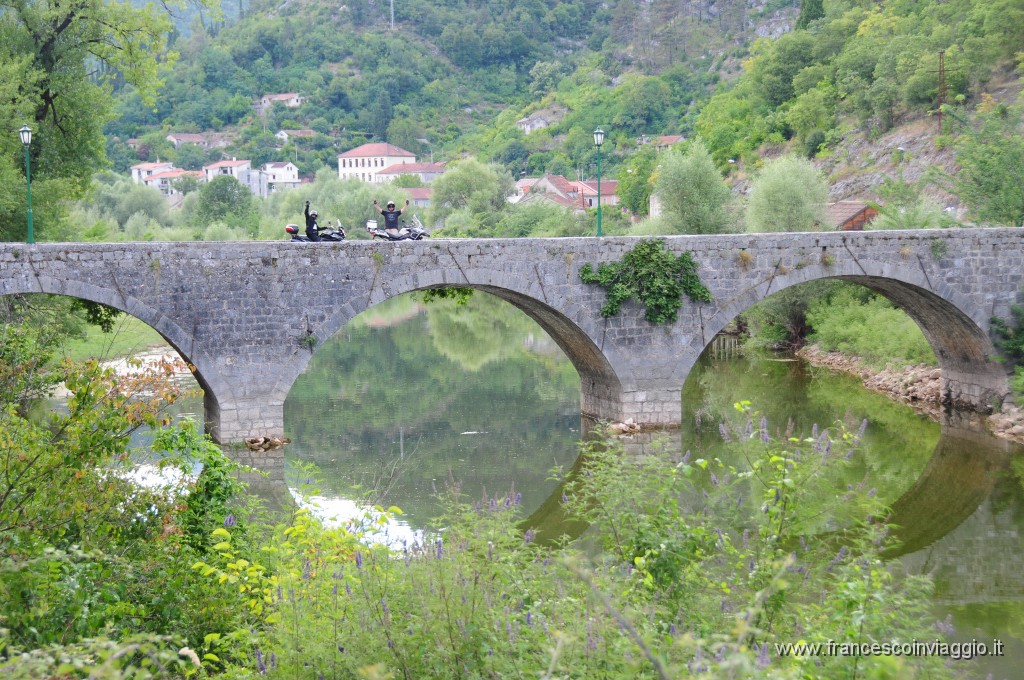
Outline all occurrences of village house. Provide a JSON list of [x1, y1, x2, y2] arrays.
[[248, 162, 303, 197], [202, 159, 252, 184], [827, 200, 879, 231], [255, 93, 304, 116], [141, 168, 205, 207], [130, 161, 175, 184], [274, 129, 317, 144], [165, 132, 235, 149], [513, 175, 617, 212], [406, 187, 433, 208], [337, 143, 416, 183], [516, 113, 551, 135], [375, 161, 446, 184]]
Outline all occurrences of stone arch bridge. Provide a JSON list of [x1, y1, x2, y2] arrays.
[[2, 229, 1022, 446]]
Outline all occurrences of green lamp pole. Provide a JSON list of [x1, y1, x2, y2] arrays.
[[19, 125, 34, 244], [593, 127, 604, 237]]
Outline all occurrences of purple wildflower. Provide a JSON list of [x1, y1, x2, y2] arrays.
[[710, 471, 719, 485], [745, 419, 753, 437], [561, 493, 569, 504], [760, 416, 769, 443], [682, 450, 692, 463], [719, 423, 731, 442], [514, 492, 522, 505], [256, 650, 266, 673], [526, 611, 532, 626], [223, 513, 236, 528], [524, 529, 536, 544], [756, 643, 770, 667], [504, 496, 512, 509], [355, 551, 363, 570], [868, 487, 877, 497], [436, 538, 444, 559], [302, 558, 311, 580]]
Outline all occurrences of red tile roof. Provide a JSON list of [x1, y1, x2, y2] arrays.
[[338, 143, 415, 158]]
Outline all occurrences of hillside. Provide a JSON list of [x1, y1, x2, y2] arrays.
[[106, 0, 803, 178]]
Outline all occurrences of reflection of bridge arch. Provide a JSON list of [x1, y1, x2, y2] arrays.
[[523, 415, 1020, 553], [687, 258, 1008, 412]]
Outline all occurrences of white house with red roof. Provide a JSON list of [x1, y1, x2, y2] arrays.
[[337, 143, 416, 182], [375, 161, 446, 184], [513, 175, 619, 212], [406, 187, 433, 208], [141, 168, 205, 206], [255, 93, 304, 115], [274, 129, 317, 144], [130, 161, 175, 185], [202, 159, 252, 183]]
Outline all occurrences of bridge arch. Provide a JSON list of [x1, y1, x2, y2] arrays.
[[689, 257, 1011, 410], [286, 267, 626, 425], [0, 280, 228, 433]]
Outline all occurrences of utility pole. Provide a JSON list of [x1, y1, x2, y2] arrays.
[[936, 50, 946, 134], [390, 0, 395, 30]]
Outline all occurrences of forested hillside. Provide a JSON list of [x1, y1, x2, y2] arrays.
[[107, 0, 795, 178]]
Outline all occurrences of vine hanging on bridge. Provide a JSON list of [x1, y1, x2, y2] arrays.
[[578, 239, 712, 324]]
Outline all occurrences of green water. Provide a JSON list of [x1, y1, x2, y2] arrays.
[[285, 293, 1024, 679]]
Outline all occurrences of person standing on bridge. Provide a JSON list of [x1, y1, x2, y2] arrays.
[[374, 199, 409, 232], [305, 200, 321, 242]]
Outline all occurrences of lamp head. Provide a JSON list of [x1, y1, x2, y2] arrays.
[[19, 125, 31, 147], [593, 127, 605, 147]]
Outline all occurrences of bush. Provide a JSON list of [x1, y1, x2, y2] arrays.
[[806, 286, 936, 368]]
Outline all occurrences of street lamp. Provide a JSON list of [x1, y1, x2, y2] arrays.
[[593, 127, 604, 237], [19, 125, 34, 244]]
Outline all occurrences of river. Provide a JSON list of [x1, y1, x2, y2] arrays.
[[280, 293, 1024, 679]]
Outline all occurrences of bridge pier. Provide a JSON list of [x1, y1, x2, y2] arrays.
[[204, 392, 285, 448], [581, 377, 682, 428]]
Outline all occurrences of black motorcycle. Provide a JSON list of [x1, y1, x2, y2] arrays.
[[285, 220, 346, 242]]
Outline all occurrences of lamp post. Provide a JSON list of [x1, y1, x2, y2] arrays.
[[593, 127, 604, 237], [19, 125, 34, 244]]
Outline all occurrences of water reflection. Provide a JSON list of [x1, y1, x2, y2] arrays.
[[283, 298, 1024, 679]]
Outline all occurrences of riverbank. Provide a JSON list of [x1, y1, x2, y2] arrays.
[[797, 345, 1024, 444]]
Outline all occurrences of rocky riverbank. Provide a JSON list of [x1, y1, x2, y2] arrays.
[[797, 345, 1024, 445]]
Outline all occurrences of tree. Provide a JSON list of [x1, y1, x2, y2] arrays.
[[953, 101, 1024, 227], [746, 155, 831, 233], [191, 175, 258, 231], [652, 141, 732, 234], [617, 146, 658, 217], [796, 0, 825, 30], [427, 159, 514, 230], [0, 0, 216, 241]]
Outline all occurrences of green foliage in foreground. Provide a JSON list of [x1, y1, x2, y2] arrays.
[[0, 310, 952, 678], [243, 405, 949, 679], [805, 286, 937, 368], [579, 239, 712, 324]]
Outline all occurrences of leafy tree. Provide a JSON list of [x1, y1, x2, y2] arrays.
[[190, 175, 258, 231], [427, 158, 514, 230], [652, 141, 732, 234], [746, 154, 831, 233], [616, 146, 658, 217], [953, 100, 1024, 227], [796, 0, 825, 29], [0, 0, 215, 241]]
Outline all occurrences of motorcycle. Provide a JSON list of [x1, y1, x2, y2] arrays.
[[366, 216, 429, 241], [285, 220, 347, 242]]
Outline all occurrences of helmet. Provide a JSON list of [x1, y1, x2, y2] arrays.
[[386, 201, 395, 209], [310, 210, 318, 218]]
